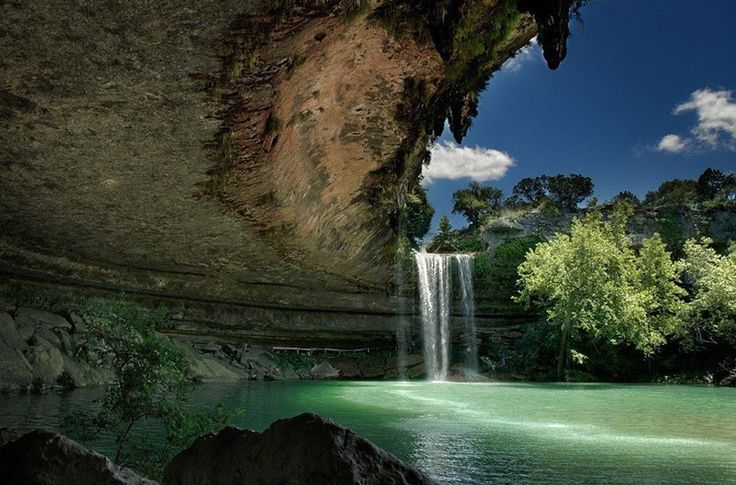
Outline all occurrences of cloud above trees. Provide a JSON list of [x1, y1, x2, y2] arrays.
[[423, 141, 514, 184], [657, 88, 736, 153]]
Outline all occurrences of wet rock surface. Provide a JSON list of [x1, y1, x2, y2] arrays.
[[163, 413, 437, 485], [0, 429, 156, 485]]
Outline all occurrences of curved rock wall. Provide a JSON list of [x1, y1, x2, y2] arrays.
[[0, 0, 557, 343]]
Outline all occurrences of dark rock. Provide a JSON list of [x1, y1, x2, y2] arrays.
[[330, 357, 361, 378], [311, 360, 339, 379], [170, 337, 243, 382], [0, 339, 33, 388], [358, 354, 386, 378], [163, 413, 437, 485], [0, 311, 25, 349], [0, 428, 20, 448], [0, 429, 156, 484], [239, 346, 286, 381], [25, 331, 65, 384], [719, 374, 736, 387], [67, 312, 86, 334], [15, 307, 72, 341]]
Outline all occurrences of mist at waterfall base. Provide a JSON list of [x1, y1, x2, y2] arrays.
[[398, 252, 479, 381]]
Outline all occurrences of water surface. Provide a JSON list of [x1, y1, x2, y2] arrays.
[[1, 381, 734, 484]]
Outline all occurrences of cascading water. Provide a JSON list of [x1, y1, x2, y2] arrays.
[[456, 255, 478, 372], [415, 253, 451, 380], [414, 252, 478, 381]]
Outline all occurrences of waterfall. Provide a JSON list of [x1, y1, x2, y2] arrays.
[[414, 252, 477, 381], [456, 255, 478, 372]]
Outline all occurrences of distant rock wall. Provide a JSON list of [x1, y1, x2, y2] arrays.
[[482, 205, 736, 250]]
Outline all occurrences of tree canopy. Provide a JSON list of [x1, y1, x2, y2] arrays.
[[428, 215, 459, 252], [680, 238, 736, 348], [510, 174, 593, 210], [451, 181, 502, 226], [516, 206, 684, 380], [643, 168, 736, 207]]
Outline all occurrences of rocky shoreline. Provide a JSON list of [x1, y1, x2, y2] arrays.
[[0, 303, 428, 392]]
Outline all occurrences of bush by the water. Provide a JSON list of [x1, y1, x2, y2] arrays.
[[65, 301, 238, 479]]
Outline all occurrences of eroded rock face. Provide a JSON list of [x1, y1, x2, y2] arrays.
[[163, 413, 437, 485], [0, 429, 156, 485], [0, 1, 572, 342]]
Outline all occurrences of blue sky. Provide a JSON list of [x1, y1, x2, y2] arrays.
[[423, 1, 736, 231]]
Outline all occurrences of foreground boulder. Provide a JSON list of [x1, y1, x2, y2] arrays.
[[163, 413, 437, 485], [0, 429, 156, 485]]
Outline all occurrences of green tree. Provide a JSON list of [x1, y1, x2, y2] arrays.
[[516, 208, 684, 380], [644, 179, 698, 207], [545, 173, 594, 210], [509, 173, 593, 210], [67, 301, 237, 478], [696, 168, 728, 200], [451, 181, 502, 226], [611, 190, 640, 206], [429, 215, 459, 252], [404, 184, 435, 244], [680, 238, 736, 347], [512, 176, 548, 206]]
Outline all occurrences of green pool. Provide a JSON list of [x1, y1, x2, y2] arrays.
[[1, 381, 735, 483]]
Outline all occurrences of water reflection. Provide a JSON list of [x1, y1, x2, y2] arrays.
[[0, 381, 734, 484]]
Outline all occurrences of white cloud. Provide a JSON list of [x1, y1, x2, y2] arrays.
[[658, 88, 736, 153], [675, 88, 736, 147], [657, 134, 687, 153], [423, 141, 514, 184], [503, 36, 540, 72]]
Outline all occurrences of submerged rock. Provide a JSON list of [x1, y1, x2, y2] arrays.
[[163, 413, 436, 485], [0, 429, 156, 485]]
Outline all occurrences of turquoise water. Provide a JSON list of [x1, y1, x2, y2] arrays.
[[1, 381, 735, 483]]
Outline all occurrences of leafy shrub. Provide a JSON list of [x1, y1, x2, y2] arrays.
[[65, 301, 239, 479]]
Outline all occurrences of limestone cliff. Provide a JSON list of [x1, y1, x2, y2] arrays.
[[0, 0, 577, 344]]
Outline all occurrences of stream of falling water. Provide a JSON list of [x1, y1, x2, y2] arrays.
[[414, 252, 477, 380], [456, 254, 478, 372]]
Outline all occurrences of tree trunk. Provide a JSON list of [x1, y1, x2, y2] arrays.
[[557, 319, 571, 382], [114, 420, 136, 464]]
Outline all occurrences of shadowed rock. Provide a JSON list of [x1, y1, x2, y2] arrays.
[[163, 413, 437, 485], [720, 374, 736, 387], [0, 429, 156, 485]]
